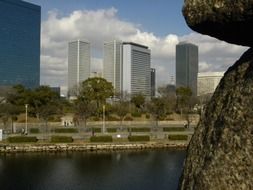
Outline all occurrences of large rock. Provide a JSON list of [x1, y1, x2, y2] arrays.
[[179, 48, 253, 189], [183, 0, 253, 47]]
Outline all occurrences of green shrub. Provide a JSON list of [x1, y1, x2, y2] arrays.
[[29, 128, 40, 134], [163, 127, 185, 132], [124, 116, 133, 121], [54, 128, 78, 133], [90, 136, 113, 142], [131, 112, 142, 117], [7, 136, 38, 143], [129, 127, 151, 132], [107, 128, 117, 133], [92, 128, 102, 133], [51, 136, 73, 143], [107, 116, 120, 121], [92, 117, 100, 121], [128, 135, 150, 142], [168, 135, 188, 141]]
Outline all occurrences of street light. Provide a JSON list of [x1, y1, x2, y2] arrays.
[[102, 105, 105, 134], [25, 104, 28, 135]]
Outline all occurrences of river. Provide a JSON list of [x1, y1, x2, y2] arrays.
[[0, 149, 185, 190]]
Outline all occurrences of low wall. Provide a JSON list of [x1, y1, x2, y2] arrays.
[[0, 142, 187, 153]]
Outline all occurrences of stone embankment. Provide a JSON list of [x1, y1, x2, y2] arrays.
[[0, 142, 187, 153]]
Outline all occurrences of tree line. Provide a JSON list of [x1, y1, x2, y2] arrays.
[[0, 77, 199, 131]]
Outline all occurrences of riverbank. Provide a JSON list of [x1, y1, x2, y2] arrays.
[[0, 141, 188, 153]]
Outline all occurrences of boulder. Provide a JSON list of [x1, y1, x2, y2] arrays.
[[178, 48, 253, 189], [183, 0, 253, 47]]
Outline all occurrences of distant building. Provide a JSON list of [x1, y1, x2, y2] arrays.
[[90, 72, 102, 78], [122, 42, 151, 97], [176, 42, 198, 96], [68, 40, 91, 96], [198, 72, 224, 96], [103, 41, 151, 98], [0, 0, 41, 88], [151, 68, 156, 97], [103, 40, 123, 94]]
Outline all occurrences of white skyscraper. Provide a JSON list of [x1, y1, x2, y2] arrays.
[[103, 41, 151, 98], [103, 40, 123, 94], [68, 40, 90, 96], [123, 42, 151, 97]]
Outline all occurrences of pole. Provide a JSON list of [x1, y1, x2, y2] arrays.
[[103, 105, 105, 134], [25, 104, 28, 134]]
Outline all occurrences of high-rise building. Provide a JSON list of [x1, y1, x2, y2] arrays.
[[198, 72, 224, 96], [176, 42, 198, 96], [122, 42, 151, 97], [68, 40, 90, 95], [103, 41, 151, 98], [151, 68, 156, 97], [0, 0, 41, 88], [103, 40, 123, 94]]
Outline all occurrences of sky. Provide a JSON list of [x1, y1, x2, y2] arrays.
[[27, 0, 248, 93]]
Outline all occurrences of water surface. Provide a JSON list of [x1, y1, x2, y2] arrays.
[[0, 149, 185, 190]]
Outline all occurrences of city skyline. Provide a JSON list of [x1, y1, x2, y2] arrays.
[[25, 0, 247, 94]]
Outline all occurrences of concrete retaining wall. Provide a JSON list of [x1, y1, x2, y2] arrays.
[[0, 142, 187, 153]]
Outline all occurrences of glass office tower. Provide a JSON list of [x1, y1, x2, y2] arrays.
[[0, 0, 41, 88], [176, 42, 198, 96]]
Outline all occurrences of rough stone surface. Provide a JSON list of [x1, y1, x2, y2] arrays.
[[183, 0, 253, 46], [178, 48, 253, 189]]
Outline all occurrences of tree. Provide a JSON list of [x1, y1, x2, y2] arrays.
[[158, 84, 176, 97], [113, 101, 129, 129], [176, 87, 194, 127], [147, 97, 168, 128], [0, 103, 22, 132], [74, 97, 96, 128], [27, 85, 61, 120], [5, 84, 30, 106], [79, 77, 114, 109], [131, 93, 145, 111], [176, 87, 192, 111]]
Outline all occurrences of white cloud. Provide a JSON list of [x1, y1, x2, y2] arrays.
[[40, 7, 248, 94]]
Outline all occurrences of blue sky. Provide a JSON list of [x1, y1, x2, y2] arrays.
[[26, 0, 247, 93], [29, 0, 191, 36]]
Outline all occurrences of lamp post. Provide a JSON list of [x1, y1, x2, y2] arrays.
[[102, 105, 105, 134], [25, 104, 28, 135]]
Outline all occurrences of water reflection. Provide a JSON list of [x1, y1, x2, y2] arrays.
[[0, 150, 185, 190]]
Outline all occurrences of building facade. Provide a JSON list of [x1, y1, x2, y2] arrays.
[[198, 72, 224, 96], [122, 42, 151, 97], [103, 40, 123, 94], [68, 40, 91, 96], [176, 42, 198, 96], [103, 41, 151, 98], [0, 0, 41, 88], [151, 68, 156, 97]]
